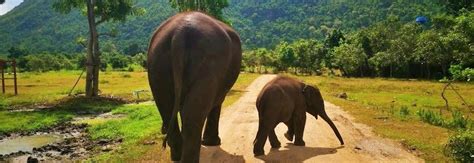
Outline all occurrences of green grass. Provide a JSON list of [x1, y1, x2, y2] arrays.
[[294, 75, 473, 162], [0, 111, 72, 134], [0, 97, 125, 134], [0, 71, 152, 109], [87, 102, 169, 162]]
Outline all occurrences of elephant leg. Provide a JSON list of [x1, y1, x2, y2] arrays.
[[293, 113, 306, 146], [180, 79, 217, 163], [284, 117, 294, 142], [254, 117, 277, 156], [202, 105, 222, 146], [269, 129, 281, 148], [167, 118, 183, 161], [253, 120, 269, 156]]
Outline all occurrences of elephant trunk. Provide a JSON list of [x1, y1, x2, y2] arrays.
[[320, 111, 344, 145]]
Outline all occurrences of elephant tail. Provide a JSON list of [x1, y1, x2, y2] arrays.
[[163, 30, 186, 148]]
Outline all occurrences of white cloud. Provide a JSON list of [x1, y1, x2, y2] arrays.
[[0, 0, 24, 15]]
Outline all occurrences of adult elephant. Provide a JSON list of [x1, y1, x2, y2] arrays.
[[147, 12, 242, 162]]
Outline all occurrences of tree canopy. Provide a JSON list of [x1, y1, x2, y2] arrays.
[[169, 0, 228, 21]]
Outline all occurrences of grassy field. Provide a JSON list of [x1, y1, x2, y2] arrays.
[[0, 71, 152, 109], [0, 71, 259, 161], [294, 75, 473, 162], [0, 71, 259, 109], [2, 70, 473, 161]]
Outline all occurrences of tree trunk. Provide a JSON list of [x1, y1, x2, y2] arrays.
[[390, 64, 393, 78], [85, 0, 100, 97]]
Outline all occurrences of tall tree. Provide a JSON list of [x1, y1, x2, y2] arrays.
[[53, 0, 144, 97], [169, 0, 228, 22]]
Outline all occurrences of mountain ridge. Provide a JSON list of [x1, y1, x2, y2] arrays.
[[0, 0, 443, 54]]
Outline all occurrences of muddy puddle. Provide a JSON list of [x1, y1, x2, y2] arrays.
[[0, 111, 126, 162], [0, 134, 63, 155]]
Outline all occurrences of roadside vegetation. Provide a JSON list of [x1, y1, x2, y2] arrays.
[[294, 75, 473, 161]]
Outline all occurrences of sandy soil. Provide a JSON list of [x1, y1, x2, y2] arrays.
[[200, 74, 423, 163]]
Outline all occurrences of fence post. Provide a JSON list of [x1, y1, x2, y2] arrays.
[[13, 60, 17, 95], [1, 65, 4, 94]]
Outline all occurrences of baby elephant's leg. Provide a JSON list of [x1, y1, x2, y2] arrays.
[[268, 129, 281, 148], [293, 113, 306, 146], [284, 118, 294, 141]]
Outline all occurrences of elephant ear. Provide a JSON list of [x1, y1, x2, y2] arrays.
[[302, 84, 313, 107], [302, 84, 318, 117]]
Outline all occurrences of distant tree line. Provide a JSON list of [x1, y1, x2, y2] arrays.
[[6, 42, 147, 72], [242, 12, 474, 81]]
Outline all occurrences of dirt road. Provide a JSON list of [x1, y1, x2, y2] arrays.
[[200, 74, 422, 163]]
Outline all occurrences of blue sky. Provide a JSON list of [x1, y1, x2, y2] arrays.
[[0, 0, 23, 15]]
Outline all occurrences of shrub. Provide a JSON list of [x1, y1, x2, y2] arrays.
[[109, 54, 130, 69], [127, 66, 134, 72], [450, 65, 474, 82], [444, 130, 474, 162], [398, 106, 410, 119], [417, 109, 445, 127], [447, 111, 469, 129]]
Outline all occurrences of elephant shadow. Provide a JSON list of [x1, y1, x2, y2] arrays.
[[257, 143, 344, 163], [200, 146, 245, 163]]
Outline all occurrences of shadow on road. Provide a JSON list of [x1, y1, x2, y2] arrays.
[[200, 146, 245, 163], [257, 143, 344, 163]]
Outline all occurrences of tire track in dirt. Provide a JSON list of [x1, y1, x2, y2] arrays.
[[200, 74, 422, 163]]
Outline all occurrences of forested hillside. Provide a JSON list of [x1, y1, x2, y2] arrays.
[[0, 0, 443, 54]]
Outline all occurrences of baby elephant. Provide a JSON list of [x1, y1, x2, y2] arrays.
[[253, 76, 344, 156]]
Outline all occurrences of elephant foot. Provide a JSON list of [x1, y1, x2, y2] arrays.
[[201, 137, 221, 146], [284, 132, 293, 141], [253, 148, 265, 157], [271, 141, 281, 149], [294, 140, 306, 146]]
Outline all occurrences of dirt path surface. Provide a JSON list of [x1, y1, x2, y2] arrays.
[[200, 74, 423, 163]]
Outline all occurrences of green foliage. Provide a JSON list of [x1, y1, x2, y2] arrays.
[[450, 65, 465, 80], [132, 53, 147, 69], [123, 43, 144, 56], [241, 10, 473, 79], [0, 0, 446, 54], [417, 109, 470, 130], [20, 53, 74, 72], [399, 106, 410, 119], [444, 130, 474, 162], [333, 43, 366, 76], [441, 0, 474, 15], [447, 111, 470, 129], [7, 46, 29, 59], [417, 109, 445, 127], [53, 0, 144, 23], [450, 65, 474, 82], [107, 53, 130, 69], [169, 0, 228, 22]]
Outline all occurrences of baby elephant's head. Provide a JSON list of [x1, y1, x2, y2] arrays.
[[302, 84, 345, 145]]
